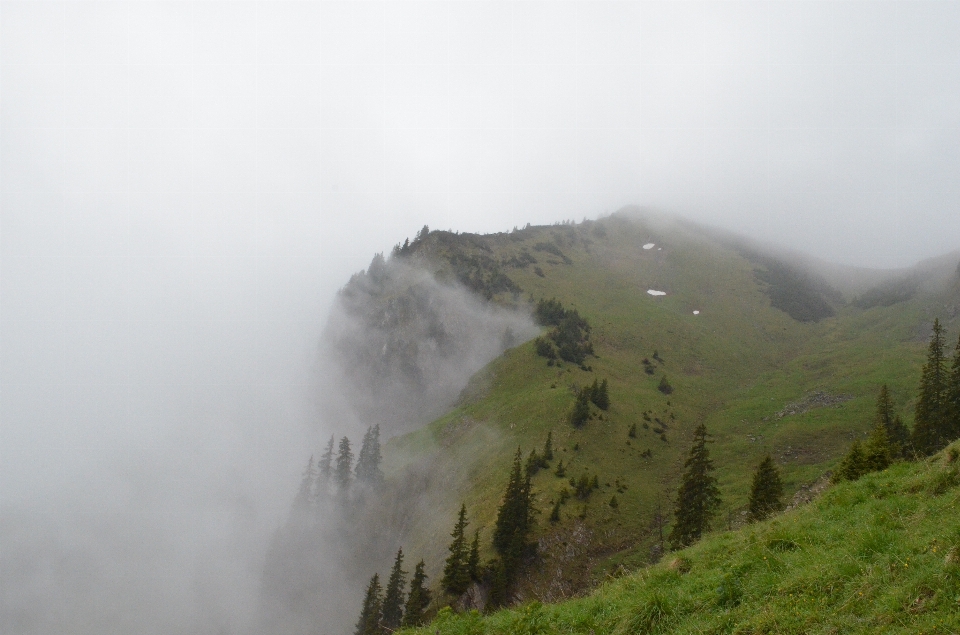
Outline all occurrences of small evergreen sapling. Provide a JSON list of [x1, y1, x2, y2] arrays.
[[832, 440, 867, 483], [747, 455, 784, 522]]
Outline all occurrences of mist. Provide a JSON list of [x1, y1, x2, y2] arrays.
[[2, 2, 960, 634]]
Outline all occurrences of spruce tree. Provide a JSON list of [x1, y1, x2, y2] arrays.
[[335, 436, 354, 490], [355, 425, 384, 487], [747, 455, 783, 522], [863, 420, 893, 472], [876, 384, 910, 458], [293, 455, 316, 511], [542, 430, 554, 462], [912, 319, 949, 455], [554, 459, 566, 477], [658, 375, 673, 395], [832, 440, 867, 483], [319, 435, 335, 480], [549, 499, 561, 523], [401, 560, 430, 628], [492, 447, 534, 601], [947, 332, 960, 443], [467, 530, 481, 582], [570, 388, 590, 428], [380, 548, 405, 630], [493, 448, 534, 558], [441, 504, 470, 596], [354, 573, 383, 635], [525, 449, 541, 477], [593, 378, 610, 410], [668, 424, 721, 549]]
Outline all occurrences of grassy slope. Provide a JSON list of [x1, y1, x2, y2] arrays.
[[405, 441, 960, 634], [381, 213, 959, 599]]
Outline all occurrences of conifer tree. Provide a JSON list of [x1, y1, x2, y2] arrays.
[[832, 440, 867, 483], [493, 448, 534, 559], [570, 388, 590, 428], [549, 499, 561, 523], [863, 420, 893, 472], [401, 561, 430, 628], [319, 435, 335, 480], [913, 319, 949, 455], [335, 436, 354, 490], [668, 424, 720, 549], [875, 384, 910, 458], [658, 375, 673, 395], [355, 425, 384, 487], [947, 332, 960, 443], [354, 573, 383, 635], [747, 455, 783, 522], [542, 430, 554, 462], [441, 504, 470, 596], [593, 378, 610, 410], [467, 530, 481, 582], [554, 459, 566, 477], [293, 455, 316, 511], [525, 449, 541, 477], [380, 548, 405, 630]]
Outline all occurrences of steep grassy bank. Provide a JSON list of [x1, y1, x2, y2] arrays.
[[404, 441, 960, 634]]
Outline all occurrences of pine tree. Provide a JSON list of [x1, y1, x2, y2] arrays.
[[875, 384, 910, 458], [355, 425, 384, 487], [441, 504, 470, 596], [946, 333, 960, 444], [492, 447, 534, 597], [380, 548, 405, 630], [335, 436, 354, 490], [525, 449, 541, 477], [593, 378, 610, 410], [863, 420, 893, 473], [293, 455, 316, 511], [570, 388, 590, 428], [549, 499, 561, 523], [401, 560, 430, 628], [668, 424, 721, 549], [832, 440, 867, 483], [658, 375, 673, 395], [354, 573, 383, 635], [467, 530, 481, 582], [747, 455, 784, 522], [319, 435, 335, 479], [542, 430, 554, 462], [554, 459, 566, 477], [912, 319, 949, 455]]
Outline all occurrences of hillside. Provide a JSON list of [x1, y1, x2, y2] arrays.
[[403, 440, 960, 634], [375, 212, 959, 599], [264, 211, 959, 634]]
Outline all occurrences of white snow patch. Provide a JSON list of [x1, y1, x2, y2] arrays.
[[647, 289, 666, 296], [693, 310, 700, 315], [643, 243, 655, 250], [657, 247, 662, 250]]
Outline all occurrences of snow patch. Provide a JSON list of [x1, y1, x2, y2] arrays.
[[693, 310, 700, 315], [647, 290, 666, 296], [643, 243, 655, 250]]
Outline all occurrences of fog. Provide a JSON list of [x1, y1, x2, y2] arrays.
[[2, 2, 959, 634]]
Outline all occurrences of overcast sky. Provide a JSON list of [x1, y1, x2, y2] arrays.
[[1, 2, 959, 632]]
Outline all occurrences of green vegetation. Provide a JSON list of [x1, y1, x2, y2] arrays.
[[322, 215, 960, 630], [668, 424, 721, 549], [402, 440, 960, 634], [747, 455, 784, 522]]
